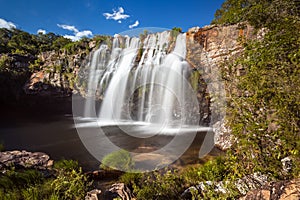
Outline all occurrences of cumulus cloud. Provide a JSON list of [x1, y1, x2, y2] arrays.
[[103, 7, 130, 22], [0, 18, 16, 29], [129, 20, 139, 29], [57, 24, 79, 33], [37, 29, 46, 34], [57, 24, 93, 41]]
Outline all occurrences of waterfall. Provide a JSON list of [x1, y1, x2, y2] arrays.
[[84, 32, 199, 127]]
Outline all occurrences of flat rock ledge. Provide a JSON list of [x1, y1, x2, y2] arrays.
[[0, 150, 53, 170]]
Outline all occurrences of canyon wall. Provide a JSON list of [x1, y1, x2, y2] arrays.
[[23, 24, 257, 97]]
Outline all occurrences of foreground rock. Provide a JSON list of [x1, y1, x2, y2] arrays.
[[181, 173, 269, 199], [0, 150, 53, 170], [85, 189, 102, 200], [240, 179, 300, 200], [104, 183, 133, 200]]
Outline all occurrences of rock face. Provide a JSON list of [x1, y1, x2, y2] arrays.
[[104, 183, 133, 200], [181, 173, 269, 199], [85, 189, 102, 200], [24, 42, 97, 97], [240, 179, 300, 200], [186, 24, 255, 70], [20, 24, 261, 150], [186, 23, 256, 150], [0, 150, 53, 170]]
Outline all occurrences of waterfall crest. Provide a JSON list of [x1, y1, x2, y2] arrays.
[[84, 32, 199, 127]]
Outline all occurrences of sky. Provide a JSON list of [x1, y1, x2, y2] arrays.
[[0, 0, 224, 40]]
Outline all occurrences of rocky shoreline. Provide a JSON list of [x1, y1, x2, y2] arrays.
[[1, 150, 299, 200]]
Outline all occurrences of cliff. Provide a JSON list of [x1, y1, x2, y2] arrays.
[[20, 24, 257, 99]]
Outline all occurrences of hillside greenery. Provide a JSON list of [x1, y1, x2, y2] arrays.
[[0, 28, 111, 103], [0, 0, 299, 198], [0, 160, 92, 200], [119, 0, 300, 199], [215, 0, 300, 179]]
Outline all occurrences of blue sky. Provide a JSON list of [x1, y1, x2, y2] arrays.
[[0, 0, 224, 40]]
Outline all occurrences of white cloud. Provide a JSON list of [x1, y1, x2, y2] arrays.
[[57, 24, 79, 33], [0, 18, 16, 29], [103, 7, 130, 22], [129, 20, 139, 29], [37, 29, 46, 34], [57, 24, 93, 41]]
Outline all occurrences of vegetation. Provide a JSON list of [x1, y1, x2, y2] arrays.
[[0, 160, 91, 200], [0, 0, 299, 199], [170, 27, 182, 40], [0, 27, 101, 103], [0, 28, 72, 55], [101, 150, 134, 171], [117, 0, 300, 199], [215, 0, 300, 179]]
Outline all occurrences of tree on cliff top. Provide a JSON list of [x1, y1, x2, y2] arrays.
[[212, 0, 300, 28]]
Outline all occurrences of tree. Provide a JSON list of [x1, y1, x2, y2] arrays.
[[212, 0, 300, 28], [217, 0, 300, 180]]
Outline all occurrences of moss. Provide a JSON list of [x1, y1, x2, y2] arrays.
[[190, 70, 201, 91], [101, 150, 134, 171]]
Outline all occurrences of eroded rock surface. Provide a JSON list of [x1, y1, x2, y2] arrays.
[[240, 179, 300, 200], [0, 150, 53, 170]]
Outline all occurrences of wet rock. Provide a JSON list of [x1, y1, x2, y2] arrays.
[[85, 189, 102, 200], [0, 150, 53, 170], [104, 183, 133, 200]]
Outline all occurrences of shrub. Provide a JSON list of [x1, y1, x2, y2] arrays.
[[101, 150, 134, 171]]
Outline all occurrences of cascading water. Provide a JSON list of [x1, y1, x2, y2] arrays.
[[84, 31, 199, 127]]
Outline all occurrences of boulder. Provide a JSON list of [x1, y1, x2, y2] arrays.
[[0, 150, 53, 170], [104, 183, 133, 200], [85, 189, 102, 200]]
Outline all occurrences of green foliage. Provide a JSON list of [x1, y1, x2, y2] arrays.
[[183, 157, 228, 185], [172, 27, 182, 33], [0, 160, 91, 200], [0, 55, 12, 72], [170, 27, 182, 40], [62, 37, 91, 54], [212, 0, 300, 29], [215, 0, 300, 185], [53, 159, 80, 172], [51, 167, 90, 200], [93, 35, 112, 49], [119, 172, 142, 188], [120, 1, 300, 199], [51, 37, 72, 51], [101, 150, 134, 171], [0, 169, 44, 192], [21, 186, 40, 200], [0, 28, 75, 55], [7, 29, 38, 55], [29, 58, 43, 72], [134, 170, 185, 200], [190, 70, 201, 91], [139, 30, 149, 42]]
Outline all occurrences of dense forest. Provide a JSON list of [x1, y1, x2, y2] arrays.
[[0, 0, 299, 199]]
